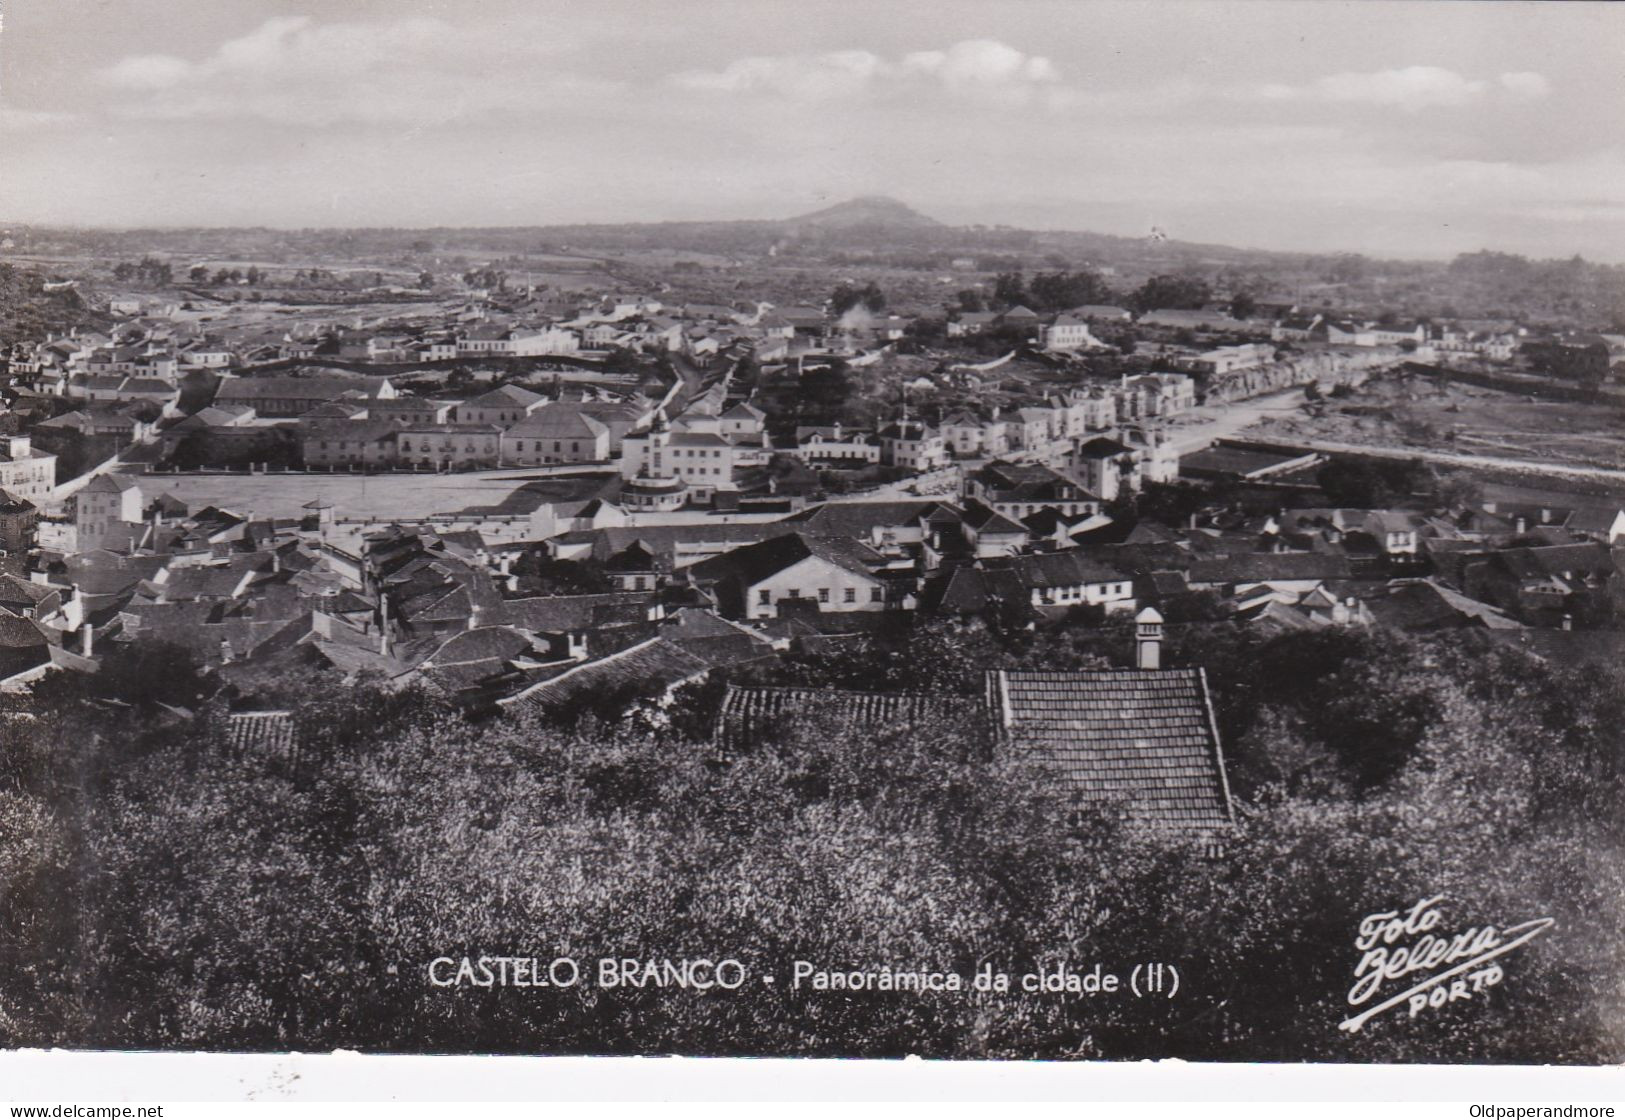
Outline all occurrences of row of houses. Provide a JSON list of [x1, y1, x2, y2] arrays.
[[297, 386, 652, 471], [1271, 314, 1520, 359]]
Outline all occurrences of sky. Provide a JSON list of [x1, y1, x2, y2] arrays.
[[2, 0, 1623, 261]]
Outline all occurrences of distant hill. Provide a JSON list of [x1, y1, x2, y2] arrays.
[[784, 196, 946, 232]]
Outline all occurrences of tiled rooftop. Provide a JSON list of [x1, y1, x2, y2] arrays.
[[714, 684, 992, 755], [991, 668, 1234, 835]]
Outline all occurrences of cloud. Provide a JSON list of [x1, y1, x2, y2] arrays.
[[1255, 66, 1551, 112], [1498, 71, 1551, 101], [1316, 66, 1488, 108], [672, 39, 1061, 106], [99, 53, 197, 92], [675, 50, 887, 100], [93, 15, 605, 125], [0, 105, 82, 131], [900, 40, 1061, 91]]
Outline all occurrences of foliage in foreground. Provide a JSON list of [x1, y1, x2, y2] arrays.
[[0, 627, 1620, 1061]]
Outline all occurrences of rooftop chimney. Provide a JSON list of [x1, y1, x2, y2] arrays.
[[1562, 613, 1573, 632], [80, 622, 94, 658], [1135, 606, 1164, 671]]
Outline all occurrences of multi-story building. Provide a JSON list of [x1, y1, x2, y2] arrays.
[[1070, 436, 1142, 502], [1118, 373, 1197, 420], [620, 423, 767, 501], [85, 346, 179, 384], [74, 473, 144, 552], [878, 421, 947, 472], [0, 489, 38, 575], [0, 437, 58, 504], [456, 385, 545, 427], [394, 424, 503, 470], [1054, 388, 1117, 436], [299, 420, 403, 469], [1007, 407, 1061, 452], [365, 398, 457, 426], [501, 404, 611, 466], [939, 410, 1010, 459], [1042, 313, 1105, 351], [962, 461, 1101, 521]]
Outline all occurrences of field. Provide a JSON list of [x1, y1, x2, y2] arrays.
[[1248, 372, 1625, 471]]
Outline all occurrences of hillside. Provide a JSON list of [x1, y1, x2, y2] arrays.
[[784, 195, 945, 232]]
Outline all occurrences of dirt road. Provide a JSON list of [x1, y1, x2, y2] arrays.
[[1232, 435, 1625, 485], [1163, 388, 1311, 455]]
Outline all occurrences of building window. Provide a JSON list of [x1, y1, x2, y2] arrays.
[[870, 586, 883, 603], [843, 587, 856, 604], [788, 588, 800, 600], [818, 588, 830, 603], [758, 589, 771, 605]]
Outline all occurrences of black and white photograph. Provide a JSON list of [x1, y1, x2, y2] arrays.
[[0, 0, 1622, 1091]]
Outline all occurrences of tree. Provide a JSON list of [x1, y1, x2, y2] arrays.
[[1130, 274, 1211, 314], [992, 271, 1029, 309], [1027, 269, 1113, 312], [794, 364, 852, 423], [416, 271, 435, 291], [1430, 469, 1482, 510], [1315, 459, 1391, 507], [511, 554, 613, 597], [188, 266, 209, 284], [0, 628, 1620, 1062], [1229, 291, 1258, 320], [831, 282, 885, 318], [1323, 253, 1369, 285], [904, 317, 946, 346]]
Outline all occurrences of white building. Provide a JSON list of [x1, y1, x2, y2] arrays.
[[878, 421, 948, 471], [0, 438, 58, 505]]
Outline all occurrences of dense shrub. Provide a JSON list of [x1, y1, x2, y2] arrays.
[[0, 628, 1619, 1060]]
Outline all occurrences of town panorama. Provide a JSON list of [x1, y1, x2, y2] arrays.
[[0, 0, 1621, 1075]]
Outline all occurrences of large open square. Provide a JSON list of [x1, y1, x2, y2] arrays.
[[138, 468, 591, 520]]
